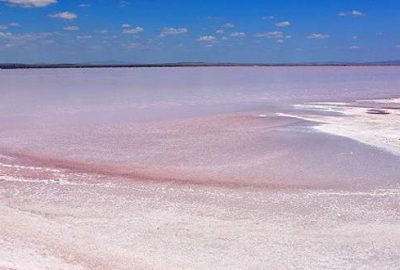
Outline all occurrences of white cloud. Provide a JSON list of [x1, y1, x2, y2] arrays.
[[0, 31, 55, 41], [276, 39, 284, 44], [42, 39, 54, 44], [160, 27, 188, 37], [198, 35, 217, 42], [307, 33, 330, 39], [119, 0, 128, 8], [2, 0, 57, 8], [230, 32, 246, 38], [350, 45, 360, 49], [125, 42, 142, 49], [49, 11, 77, 20], [338, 10, 365, 17], [122, 26, 144, 34], [64, 26, 79, 31], [216, 29, 224, 34], [262, 16, 275, 20], [254, 31, 284, 39], [76, 35, 92, 40], [0, 32, 12, 39], [79, 3, 90, 8], [0, 25, 8, 30], [275, 21, 291, 27], [8, 22, 20, 27], [121, 24, 130, 28], [222, 23, 235, 28]]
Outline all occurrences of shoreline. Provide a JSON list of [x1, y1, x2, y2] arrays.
[[2, 63, 400, 70], [277, 97, 400, 157]]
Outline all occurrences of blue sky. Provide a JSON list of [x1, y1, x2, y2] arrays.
[[0, 0, 399, 63]]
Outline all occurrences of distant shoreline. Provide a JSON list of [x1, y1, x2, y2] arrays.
[[1, 62, 400, 69]]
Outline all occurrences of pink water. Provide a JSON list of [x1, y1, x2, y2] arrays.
[[1, 67, 400, 269]]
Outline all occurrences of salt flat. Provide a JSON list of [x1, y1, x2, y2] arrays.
[[1, 67, 400, 269]]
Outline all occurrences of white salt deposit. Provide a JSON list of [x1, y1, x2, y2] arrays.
[[279, 97, 400, 156]]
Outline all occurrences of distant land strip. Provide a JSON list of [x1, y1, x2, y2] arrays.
[[1, 62, 400, 69]]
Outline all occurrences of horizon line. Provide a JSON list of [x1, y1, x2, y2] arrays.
[[1, 60, 400, 69]]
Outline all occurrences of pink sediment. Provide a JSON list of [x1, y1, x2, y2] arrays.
[[1, 110, 399, 190], [0, 113, 315, 189], [0, 149, 315, 190]]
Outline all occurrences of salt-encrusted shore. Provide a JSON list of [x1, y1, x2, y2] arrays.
[[1, 160, 400, 269], [277, 97, 400, 157]]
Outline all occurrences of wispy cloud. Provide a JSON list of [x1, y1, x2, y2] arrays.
[[222, 23, 235, 28], [276, 21, 291, 27], [160, 27, 188, 37], [0, 22, 20, 30], [350, 45, 360, 49], [207, 16, 221, 20], [230, 32, 246, 38], [118, 0, 129, 8], [0, 31, 56, 41], [338, 10, 365, 17], [306, 33, 330, 39], [76, 35, 92, 40], [262, 16, 275, 20], [49, 12, 77, 20], [8, 22, 20, 27], [0, 32, 13, 39], [122, 26, 144, 34], [254, 31, 284, 39], [79, 3, 90, 8], [2, 43, 14, 48], [2, 0, 57, 8], [198, 35, 217, 42], [125, 42, 142, 49], [64, 26, 79, 31]]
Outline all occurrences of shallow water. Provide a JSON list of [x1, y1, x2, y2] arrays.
[[1, 67, 400, 269]]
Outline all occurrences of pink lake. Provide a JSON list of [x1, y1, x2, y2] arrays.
[[1, 67, 400, 269]]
